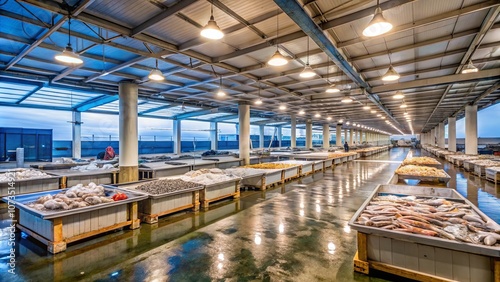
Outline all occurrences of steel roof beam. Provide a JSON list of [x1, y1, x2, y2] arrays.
[[173, 108, 219, 120], [211, 0, 267, 40], [85, 56, 149, 82], [337, 1, 500, 48], [130, 0, 198, 36], [372, 68, 500, 93], [74, 95, 118, 112], [451, 81, 500, 117], [15, 85, 43, 104]]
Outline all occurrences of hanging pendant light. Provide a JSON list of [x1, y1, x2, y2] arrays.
[[314, 113, 321, 118], [362, 1, 393, 37], [363, 103, 371, 110], [327, 117, 332, 121], [201, 4, 224, 40], [400, 100, 408, 108], [279, 104, 287, 110], [326, 85, 340, 93], [370, 110, 376, 113], [393, 90, 405, 99], [341, 93, 353, 103], [300, 37, 316, 78], [268, 9, 288, 66], [148, 60, 164, 81], [382, 65, 400, 81], [299, 110, 305, 115], [55, 17, 83, 64], [461, 60, 478, 74], [254, 81, 263, 105], [216, 76, 226, 97]]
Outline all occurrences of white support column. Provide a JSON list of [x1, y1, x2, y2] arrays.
[[277, 126, 282, 147], [448, 117, 456, 152], [465, 105, 478, 155], [210, 122, 218, 150], [306, 119, 313, 149], [119, 82, 138, 183], [323, 124, 330, 149], [344, 128, 348, 144], [336, 124, 342, 146], [239, 102, 250, 165], [437, 122, 445, 149], [259, 125, 265, 149], [173, 119, 181, 155], [431, 128, 436, 146], [72, 111, 81, 159], [349, 129, 353, 146], [290, 114, 296, 148]]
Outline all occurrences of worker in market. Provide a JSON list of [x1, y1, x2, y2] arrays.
[[344, 141, 349, 152], [97, 146, 116, 160]]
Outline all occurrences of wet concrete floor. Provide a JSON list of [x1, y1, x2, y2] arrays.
[[1, 147, 499, 281]]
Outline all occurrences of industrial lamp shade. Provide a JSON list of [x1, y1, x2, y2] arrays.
[[55, 44, 83, 64], [299, 64, 316, 78], [254, 98, 263, 105], [341, 94, 353, 103], [216, 89, 226, 97], [461, 61, 478, 74], [382, 66, 400, 81], [393, 91, 405, 99], [201, 16, 224, 39], [268, 50, 289, 66], [362, 7, 393, 37], [148, 68, 164, 81], [400, 103, 408, 108], [363, 104, 371, 110], [326, 85, 340, 93], [279, 104, 287, 110]]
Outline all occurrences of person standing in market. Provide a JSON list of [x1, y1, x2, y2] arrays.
[[344, 141, 349, 152]]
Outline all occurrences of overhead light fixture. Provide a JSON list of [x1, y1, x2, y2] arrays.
[[300, 37, 316, 78], [362, 1, 393, 37], [268, 9, 288, 66], [357, 124, 361, 127], [255, 81, 263, 105], [148, 60, 165, 81], [341, 93, 353, 103], [400, 101, 408, 108], [370, 110, 376, 113], [201, 4, 224, 40], [346, 121, 350, 125], [299, 110, 305, 115], [315, 113, 321, 118], [462, 61, 478, 74], [338, 119, 344, 123], [382, 66, 400, 81], [381, 116, 386, 119], [325, 85, 340, 93], [376, 114, 382, 117], [216, 75, 226, 97], [327, 117, 332, 121], [393, 90, 405, 99], [363, 104, 371, 110], [353, 123, 357, 126], [55, 17, 83, 64], [404, 111, 408, 116], [279, 104, 287, 110]]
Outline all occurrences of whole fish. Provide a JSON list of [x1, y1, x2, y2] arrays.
[[436, 211, 466, 218], [484, 235, 497, 246], [370, 215, 395, 222], [463, 214, 485, 224], [398, 223, 438, 236], [447, 217, 468, 225], [399, 216, 430, 224]]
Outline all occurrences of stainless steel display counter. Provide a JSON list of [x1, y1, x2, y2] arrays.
[[49, 168, 119, 188]]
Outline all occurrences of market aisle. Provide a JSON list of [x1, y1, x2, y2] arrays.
[[84, 148, 406, 282], [0, 148, 406, 281]]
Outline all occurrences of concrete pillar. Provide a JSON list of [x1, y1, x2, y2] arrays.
[[336, 124, 342, 146], [344, 128, 348, 144], [448, 117, 456, 152], [306, 119, 313, 149], [323, 124, 330, 149], [437, 122, 445, 148], [210, 122, 218, 150], [72, 111, 81, 159], [290, 114, 296, 148], [118, 82, 139, 183], [430, 128, 436, 146], [277, 126, 282, 147], [239, 102, 250, 165], [173, 120, 182, 154], [259, 125, 265, 148], [349, 129, 353, 146], [465, 105, 478, 155]]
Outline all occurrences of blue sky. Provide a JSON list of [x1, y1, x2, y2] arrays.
[[1, 104, 499, 140]]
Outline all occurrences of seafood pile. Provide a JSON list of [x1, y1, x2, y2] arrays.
[[395, 165, 447, 178], [179, 168, 240, 185], [466, 159, 500, 167], [27, 182, 114, 211], [136, 179, 201, 195], [244, 163, 297, 169], [402, 157, 440, 166], [356, 194, 500, 246], [71, 162, 115, 171], [327, 152, 355, 158], [0, 169, 51, 182], [224, 167, 268, 177], [486, 166, 500, 172]]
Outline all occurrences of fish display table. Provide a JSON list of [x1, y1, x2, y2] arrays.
[[395, 165, 451, 185], [108, 180, 204, 224], [279, 160, 314, 176], [0, 169, 61, 198], [3, 187, 147, 253], [202, 156, 243, 169], [349, 184, 500, 282], [49, 168, 119, 188], [139, 161, 192, 179], [486, 167, 500, 184]]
